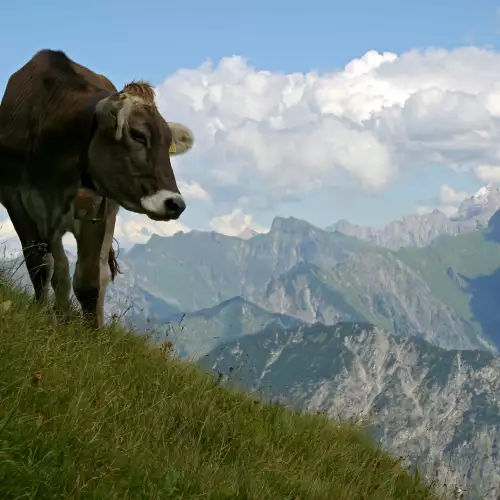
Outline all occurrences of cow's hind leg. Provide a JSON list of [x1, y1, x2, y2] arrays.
[[25, 243, 53, 306], [50, 234, 72, 322], [1, 192, 53, 306]]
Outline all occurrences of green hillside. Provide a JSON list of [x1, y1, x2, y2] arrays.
[[0, 276, 442, 499]]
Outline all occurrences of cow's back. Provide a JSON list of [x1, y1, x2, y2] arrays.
[[0, 49, 117, 185]]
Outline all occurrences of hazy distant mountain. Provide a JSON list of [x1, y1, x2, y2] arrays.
[[201, 321, 500, 500], [129, 296, 302, 360], [104, 259, 181, 321], [119, 216, 363, 312], [327, 184, 500, 249]]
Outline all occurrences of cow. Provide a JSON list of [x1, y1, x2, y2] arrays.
[[0, 49, 195, 328]]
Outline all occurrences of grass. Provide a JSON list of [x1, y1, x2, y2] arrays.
[[0, 275, 444, 499]]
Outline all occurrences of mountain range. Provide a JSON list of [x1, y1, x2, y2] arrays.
[[328, 184, 500, 249], [110, 213, 500, 356]]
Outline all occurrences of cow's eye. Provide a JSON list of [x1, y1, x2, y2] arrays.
[[130, 128, 147, 145]]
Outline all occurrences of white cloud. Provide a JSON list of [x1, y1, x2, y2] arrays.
[[177, 181, 211, 202], [113, 214, 190, 246], [475, 165, 500, 183], [209, 209, 267, 239], [438, 184, 470, 205], [157, 46, 500, 209]]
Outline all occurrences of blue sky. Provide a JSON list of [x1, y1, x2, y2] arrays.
[[2, 0, 499, 87], [2, 0, 500, 245]]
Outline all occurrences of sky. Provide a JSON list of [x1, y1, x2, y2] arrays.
[[2, 0, 500, 251]]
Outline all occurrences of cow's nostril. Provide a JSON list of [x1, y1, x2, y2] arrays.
[[164, 196, 186, 216]]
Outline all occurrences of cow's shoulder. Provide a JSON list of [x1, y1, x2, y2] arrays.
[[26, 49, 117, 93], [0, 50, 117, 181]]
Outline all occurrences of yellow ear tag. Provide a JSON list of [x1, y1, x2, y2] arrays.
[[169, 143, 176, 153]]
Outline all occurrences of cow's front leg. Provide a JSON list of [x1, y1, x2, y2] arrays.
[[72, 203, 118, 328], [73, 220, 106, 328], [96, 204, 119, 326]]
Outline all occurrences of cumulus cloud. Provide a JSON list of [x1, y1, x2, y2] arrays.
[[475, 165, 500, 183], [177, 181, 211, 202], [156, 46, 500, 211], [438, 184, 470, 205], [209, 209, 267, 239]]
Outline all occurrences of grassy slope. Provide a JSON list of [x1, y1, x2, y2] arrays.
[[0, 280, 443, 500]]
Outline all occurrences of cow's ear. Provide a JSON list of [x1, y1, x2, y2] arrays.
[[95, 93, 134, 141], [168, 122, 194, 155]]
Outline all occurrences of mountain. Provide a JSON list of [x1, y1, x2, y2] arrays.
[[261, 225, 500, 351], [127, 296, 302, 360], [261, 251, 491, 352], [455, 185, 500, 221], [105, 260, 181, 321], [201, 321, 500, 500], [327, 185, 500, 249]]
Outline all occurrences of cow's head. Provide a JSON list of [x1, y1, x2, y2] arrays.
[[87, 81, 193, 221]]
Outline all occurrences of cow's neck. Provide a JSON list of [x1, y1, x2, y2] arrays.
[[77, 89, 112, 223]]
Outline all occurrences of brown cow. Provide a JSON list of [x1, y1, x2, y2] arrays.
[[0, 49, 195, 328]]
